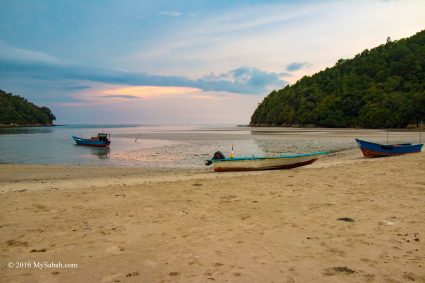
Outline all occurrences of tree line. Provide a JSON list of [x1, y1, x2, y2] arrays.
[[0, 89, 56, 126], [250, 30, 425, 128]]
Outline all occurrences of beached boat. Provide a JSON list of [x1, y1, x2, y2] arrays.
[[206, 151, 328, 172], [73, 133, 111, 147], [355, 138, 423, 158]]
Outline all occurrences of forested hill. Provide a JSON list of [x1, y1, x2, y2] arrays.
[[250, 30, 425, 128], [0, 89, 56, 126]]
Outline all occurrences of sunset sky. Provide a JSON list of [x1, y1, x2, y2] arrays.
[[1, 0, 424, 124]]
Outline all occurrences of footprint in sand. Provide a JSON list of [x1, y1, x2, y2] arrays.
[[30, 248, 47, 253], [169, 272, 180, 276], [33, 204, 48, 210], [323, 266, 356, 276], [403, 272, 416, 281], [337, 217, 355, 222], [126, 271, 139, 277], [6, 240, 28, 247]]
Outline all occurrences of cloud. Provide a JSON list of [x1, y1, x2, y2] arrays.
[[0, 41, 61, 65], [279, 72, 294, 78], [99, 86, 200, 99], [101, 94, 141, 100], [62, 85, 91, 91], [158, 11, 182, 17], [196, 5, 314, 35], [200, 67, 286, 93], [126, 3, 319, 75], [286, 62, 308, 72], [0, 44, 286, 95]]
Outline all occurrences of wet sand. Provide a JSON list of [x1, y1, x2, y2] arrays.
[[1, 149, 424, 282]]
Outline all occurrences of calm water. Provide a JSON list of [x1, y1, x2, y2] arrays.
[[0, 124, 422, 168]]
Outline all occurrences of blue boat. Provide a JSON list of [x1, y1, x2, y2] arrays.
[[355, 139, 422, 158], [73, 133, 111, 147]]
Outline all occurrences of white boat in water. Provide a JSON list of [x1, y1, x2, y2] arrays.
[[207, 151, 328, 172]]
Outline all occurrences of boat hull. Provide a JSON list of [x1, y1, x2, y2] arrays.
[[211, 152, 326, 172], [73, 136, 110, 147], [355, 139, 422, 158]]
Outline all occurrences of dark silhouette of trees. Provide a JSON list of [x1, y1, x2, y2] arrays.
[[0, 89, 56, 126]]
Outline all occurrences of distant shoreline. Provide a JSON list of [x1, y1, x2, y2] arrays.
[[247, 124, 425, 131], [0, 124, 58, 128]]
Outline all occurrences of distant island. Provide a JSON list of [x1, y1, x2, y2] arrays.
[[0, 89, 56, 127], [250, 30, 425, 128]]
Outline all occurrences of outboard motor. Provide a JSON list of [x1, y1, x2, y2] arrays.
[[205, 151, 226, 165], [213, 151, 225, 160]]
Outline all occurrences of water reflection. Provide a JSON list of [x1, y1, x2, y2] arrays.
[[89, 147, 110, 159], [0, 124, 421, 167], [0, 126, 54, 135]]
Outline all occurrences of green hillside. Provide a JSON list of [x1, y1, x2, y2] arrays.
[[0, 89, 56, 126], [250, 30, 425, 128]]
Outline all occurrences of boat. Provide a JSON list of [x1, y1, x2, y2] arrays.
[[72, 133, 111, 147], [355, 138, 423, 158], [206, 151, 328, 172]]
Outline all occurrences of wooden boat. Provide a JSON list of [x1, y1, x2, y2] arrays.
[[355, 138, 423, 158], [206, 151, 328, 172], [73, 133, 111, 147]]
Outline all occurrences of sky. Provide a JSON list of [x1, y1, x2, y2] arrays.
[[0, 0, 424, 124]]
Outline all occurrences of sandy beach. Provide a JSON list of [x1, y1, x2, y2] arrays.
[[1, 149, 424, 282]]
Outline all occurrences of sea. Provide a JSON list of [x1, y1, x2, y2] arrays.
[[0, 124, 422, 168]]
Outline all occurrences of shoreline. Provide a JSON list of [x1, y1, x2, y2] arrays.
[[1, 123, 424, 131], [248, 125, 425, 132], [0, 148, 360, 187], [1, 149, 424, 282], [0, 124, 57, 128]]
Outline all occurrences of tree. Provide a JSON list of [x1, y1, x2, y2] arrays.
[[250, 29, 425, 128], [0, 89, 56, 125]]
